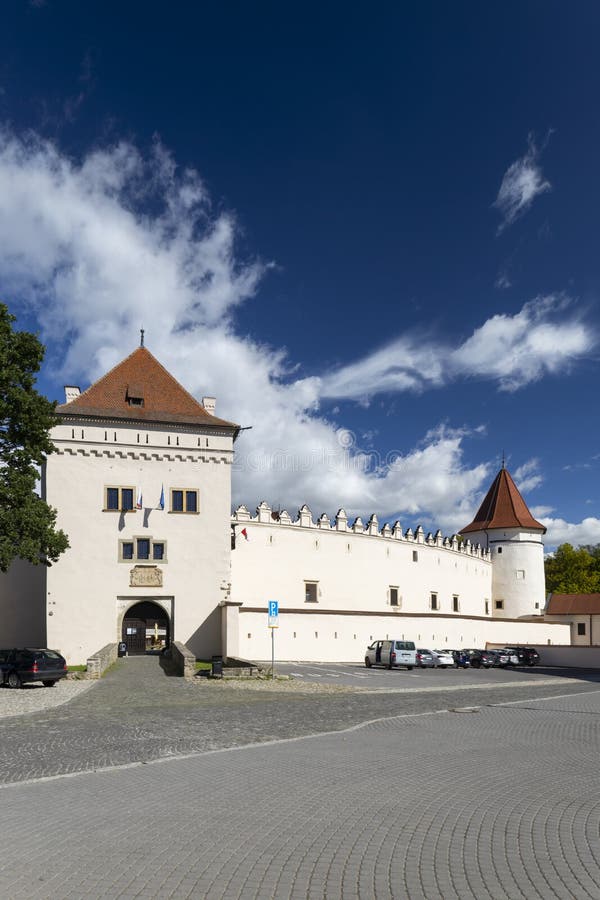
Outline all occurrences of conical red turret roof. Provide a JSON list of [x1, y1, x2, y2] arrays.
[[460, 467, 545, 535], [56, 346, 239, 432]]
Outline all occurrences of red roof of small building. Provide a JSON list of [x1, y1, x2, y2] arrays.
[[56, 346, 239, 431], [460, 467, 546, 535], [546, 594, 600, 615]]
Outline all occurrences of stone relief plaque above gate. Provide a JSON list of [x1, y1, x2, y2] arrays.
[[130, 566, 163, 587]]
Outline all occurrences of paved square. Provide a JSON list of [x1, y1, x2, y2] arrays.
[[1, 675, 600, 898]]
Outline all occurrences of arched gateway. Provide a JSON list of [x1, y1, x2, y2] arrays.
[[122, 600, 170, 655]]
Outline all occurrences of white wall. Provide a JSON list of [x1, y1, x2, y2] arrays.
[[228, 508, 567, 662], [45, 420, 234, 663], [231, 608, 569, 662], [465, 527, 546, 618], [230, 511, 493, 620]]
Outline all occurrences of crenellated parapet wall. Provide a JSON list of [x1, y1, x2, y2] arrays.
[[232, 502, 491, 561]]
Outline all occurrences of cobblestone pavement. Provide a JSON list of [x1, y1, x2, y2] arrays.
[[2, 682, 600, 898], [0, 679, 94, 718], [1, 657, 600, 786]]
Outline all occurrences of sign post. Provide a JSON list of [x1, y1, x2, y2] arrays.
[[268, 600, 279, 678]]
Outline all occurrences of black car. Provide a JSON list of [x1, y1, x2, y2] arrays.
[[463, 649, 494, 669], [504, 646, 540, 666], [0, 648, 68, 688]]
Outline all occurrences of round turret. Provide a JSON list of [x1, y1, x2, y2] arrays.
[[460, 467, 546, 618]]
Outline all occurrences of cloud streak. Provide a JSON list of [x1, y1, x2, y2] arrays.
[[320, 294, 594, 402], [494, 134, 551, 233]]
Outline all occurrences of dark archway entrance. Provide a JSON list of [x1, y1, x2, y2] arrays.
[[122, 601, 170, 655]]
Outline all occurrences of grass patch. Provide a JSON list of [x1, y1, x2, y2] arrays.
[[68, 665, 87, 672], [195, 660, 212, 671]]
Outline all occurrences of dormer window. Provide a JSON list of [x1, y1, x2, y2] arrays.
[[126, 384, 145, 407]]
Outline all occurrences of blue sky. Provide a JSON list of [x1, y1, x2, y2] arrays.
[[1, 1, 599, 547]]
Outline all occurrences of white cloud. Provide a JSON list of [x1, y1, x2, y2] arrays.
[[494, 134, 551, 232], [0, 129, 497, 531], [0, 129, 590, 536], [530, 505, 554, 519], [513, 458, 543, 494], [321, 294, 594, 402], [495, 269, 512, 290], [541, 517, 600, 550]]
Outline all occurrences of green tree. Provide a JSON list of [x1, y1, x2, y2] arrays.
[[0, 304, 69, 572], [544, 543, 600, 594]]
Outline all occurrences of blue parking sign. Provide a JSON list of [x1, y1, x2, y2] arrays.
[[268, 601, 279, 617]]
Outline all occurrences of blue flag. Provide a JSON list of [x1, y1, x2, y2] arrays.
[[158, 485, 164, 510]]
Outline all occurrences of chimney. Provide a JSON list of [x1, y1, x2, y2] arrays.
[[64, 386, 81, 403], [202, 396, 216, 415]]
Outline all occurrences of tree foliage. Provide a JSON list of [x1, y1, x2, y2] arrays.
[[544, 543, 600, 594], [0, 304, 69, 572]]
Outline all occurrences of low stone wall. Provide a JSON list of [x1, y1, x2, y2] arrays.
[[160, 641, 196, 678], [527, 645, 600, 668], [86, 642, 118, 678]]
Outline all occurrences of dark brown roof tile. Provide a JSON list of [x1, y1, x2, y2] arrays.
[[460, 467, 545, 534], [56, 346, 238, 431]]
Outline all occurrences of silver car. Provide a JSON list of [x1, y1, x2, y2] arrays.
[[416, 648, 437, 668]]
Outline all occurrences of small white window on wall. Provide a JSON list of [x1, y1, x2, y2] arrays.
[[430, 592, 438, 611], [390, 587, 400, 607], [305, 581, 318, 603], [516, 569, 525, 580], [495, 599, 504, 610]]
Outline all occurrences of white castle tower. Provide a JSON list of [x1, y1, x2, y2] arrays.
[[460, 465, 546, 618]]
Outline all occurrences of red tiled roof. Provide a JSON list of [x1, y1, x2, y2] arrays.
[[546, 594, 600, 615], [56, 346, 239, 431], [460, 467, 545, 535]]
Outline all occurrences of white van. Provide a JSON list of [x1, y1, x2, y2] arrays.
[[364, 639, 417, 670]]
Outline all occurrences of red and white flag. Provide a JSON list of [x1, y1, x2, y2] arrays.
[[136, 491, 143, 510], [241, 527, 249, 541]]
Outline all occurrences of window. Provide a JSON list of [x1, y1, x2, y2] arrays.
[[452, 595, 459, 613], [126, 385, 144, 407], [119, 538, 167, 563], [430, 592, 438, 611], [577, 623, 586, 636], [105, 486, 135, 512], [495, 599, 504, 610], [497, 547, 503, 554], [516, 569, 525, 580], [170, 489, 199, 513], [412, 550, 419, 562], [485, 600, 489, 615], [305, 582, 318, 603], [390, 587, 399, 607]]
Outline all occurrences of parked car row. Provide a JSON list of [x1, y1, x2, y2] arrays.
[[364, 640, 540, 670], [0, 648, 68, 688]]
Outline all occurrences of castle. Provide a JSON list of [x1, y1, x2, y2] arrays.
[[0, 345, 570, 663]]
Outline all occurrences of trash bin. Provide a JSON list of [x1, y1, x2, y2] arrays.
[[118, 641, 128, 658], [211, 655, 223, 677]]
